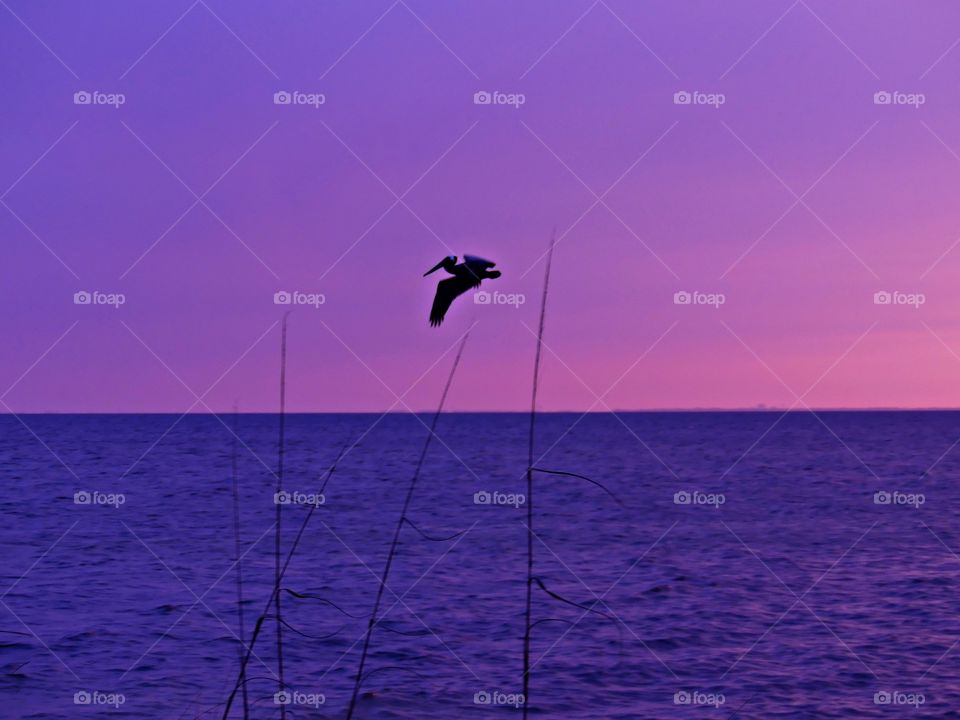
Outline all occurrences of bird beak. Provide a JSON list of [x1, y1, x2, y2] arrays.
[[423, 260, 445, 276]]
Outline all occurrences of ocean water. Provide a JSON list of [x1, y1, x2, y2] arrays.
[[2, 411, 959, 719]]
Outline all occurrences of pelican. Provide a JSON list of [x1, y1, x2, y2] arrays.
[[424, 255, 501, 326]]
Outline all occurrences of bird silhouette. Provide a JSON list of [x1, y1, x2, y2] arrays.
[[424, 255, 501, 326]]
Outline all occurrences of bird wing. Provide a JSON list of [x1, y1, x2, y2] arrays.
[[463, 255, 496, 270], [430, 275, 480, 326]]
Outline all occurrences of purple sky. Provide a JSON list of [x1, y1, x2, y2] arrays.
[[4, 1, 960, 412]]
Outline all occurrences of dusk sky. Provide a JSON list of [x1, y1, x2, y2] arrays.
[[5, 0, 960, 412]]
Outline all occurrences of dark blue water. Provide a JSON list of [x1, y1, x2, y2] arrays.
[[2, 412, 959, 718]]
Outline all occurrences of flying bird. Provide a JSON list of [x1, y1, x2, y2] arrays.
[[424, 254, 501, 326]]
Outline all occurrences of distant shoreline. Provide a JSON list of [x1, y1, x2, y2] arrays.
[[5, 408, 960, 416]]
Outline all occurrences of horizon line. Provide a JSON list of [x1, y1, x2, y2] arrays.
[[4, 407, 960, 415]]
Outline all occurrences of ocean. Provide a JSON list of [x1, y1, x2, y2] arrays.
[[1, 411, 957, 718]]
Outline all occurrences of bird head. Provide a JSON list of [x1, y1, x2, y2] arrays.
[[424, 255, 457, 276]]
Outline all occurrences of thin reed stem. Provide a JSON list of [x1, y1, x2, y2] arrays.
[[230, 408, 250, 720], [275, 315, 288, 720], [221, 446, 345, 719], [523, 230, 556, 718], [345, 331, 471, 720]]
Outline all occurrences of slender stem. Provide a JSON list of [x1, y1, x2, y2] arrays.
[[230, 408, 250, 720], [221, 448, 344, 719], [345, 331, 471, 720], [523, 230, 556, 718], [275, 315, 288, 719]]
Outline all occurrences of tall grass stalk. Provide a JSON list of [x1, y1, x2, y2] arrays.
[[221, 445, 345, 719], [523, 230, 556, 718], [345, 331, 471, 720], [230, 408, 249, 720], [275, 315, 289, 719]]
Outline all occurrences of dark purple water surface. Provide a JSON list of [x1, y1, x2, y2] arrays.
[[2, 412, 960, 718]]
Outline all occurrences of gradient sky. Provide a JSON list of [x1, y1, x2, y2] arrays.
[[4, 0, 960, 412]]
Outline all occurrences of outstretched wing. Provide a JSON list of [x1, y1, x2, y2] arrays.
[[430, 275, 480, 326]]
